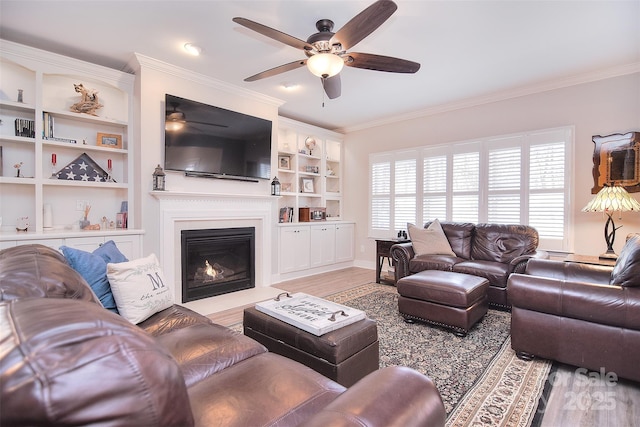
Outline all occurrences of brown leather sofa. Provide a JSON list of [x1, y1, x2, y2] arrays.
[[0, 244, 446, 427], [508, 233, 640, 383], [391, 222, 547, 308]]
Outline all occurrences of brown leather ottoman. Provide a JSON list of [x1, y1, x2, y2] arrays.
[[397, 270, 489, 336], [243, 306, 379, 387]]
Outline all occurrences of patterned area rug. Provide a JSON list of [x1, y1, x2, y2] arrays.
[[323, 283, 552, 426], [233, 282, 551, 425]]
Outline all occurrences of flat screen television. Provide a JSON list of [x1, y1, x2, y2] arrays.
[[164, 94, 272, 181]]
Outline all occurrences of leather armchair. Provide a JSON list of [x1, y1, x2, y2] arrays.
[[508, 233, 640, 383]]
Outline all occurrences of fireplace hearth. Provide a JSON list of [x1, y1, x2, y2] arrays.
[[181, 227, 255, 303]]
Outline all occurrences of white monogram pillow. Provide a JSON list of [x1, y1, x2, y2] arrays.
[[107, 253, 174, 324]]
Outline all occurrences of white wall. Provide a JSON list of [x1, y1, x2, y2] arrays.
[[344, 72, 640, 266], [126, 54, 283, 259]]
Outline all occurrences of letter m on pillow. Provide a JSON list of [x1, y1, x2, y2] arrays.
[[148, 272, 165, 290]]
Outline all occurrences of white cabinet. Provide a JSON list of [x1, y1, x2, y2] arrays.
[[65, 234, 141, 259], [0, 232, 143, 259], [277, 117, 343, 223], [279, 225, 311, 273], [310, 224, 336, 268], [0, 40, 136, 243], [278, 222, 353, 276], [335, 223, 355, 263]]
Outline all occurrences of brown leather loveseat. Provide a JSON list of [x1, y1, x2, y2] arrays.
[[391, 222, 547, 308], [0, 244, 446, 426], [508, 233, 640, 383]]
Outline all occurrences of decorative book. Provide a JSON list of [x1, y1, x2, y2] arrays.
[[255, 292, 366, 336]]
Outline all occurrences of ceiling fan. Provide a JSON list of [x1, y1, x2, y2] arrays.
[[233, 0, 420, 99], [165, 102, 228, 132]]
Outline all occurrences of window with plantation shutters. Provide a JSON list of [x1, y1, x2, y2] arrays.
[[487, 143, 522, 224], [369, 127, 572, 251], [370, 160, 391, 231], [370, 152, 418, 236], [423, 155, 447, 223], [452, 152, 479, 223], [529, 139, 567, 244], [394, 159, 417, 230]]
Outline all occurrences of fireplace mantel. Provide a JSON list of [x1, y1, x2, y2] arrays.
[[151, 191, 278, 313], [150, 191, 275, 202]]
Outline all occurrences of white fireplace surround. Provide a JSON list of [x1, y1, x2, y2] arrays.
[[152, 191, 280, 314]]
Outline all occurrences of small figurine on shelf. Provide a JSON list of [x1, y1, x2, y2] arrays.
[[80, 205, 91, 229], [16, 216, 29, 232], [14, 162, 23, 178], [70, 83, 103, 116]]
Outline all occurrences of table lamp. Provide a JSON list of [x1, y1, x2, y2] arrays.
[[582, 184, 640, 259]]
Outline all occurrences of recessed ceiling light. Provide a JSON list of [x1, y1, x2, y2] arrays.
[[281, 82, 299, 90], [183, 43, 202, 56]]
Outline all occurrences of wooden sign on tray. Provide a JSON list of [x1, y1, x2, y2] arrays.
[[255, 292, 366, 336]]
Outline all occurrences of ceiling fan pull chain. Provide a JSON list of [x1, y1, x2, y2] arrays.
[[321, 77, 326, 107]]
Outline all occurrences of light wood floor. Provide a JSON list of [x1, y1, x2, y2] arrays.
[[207, 266, 374, 326], [208, 267, 640, 427]]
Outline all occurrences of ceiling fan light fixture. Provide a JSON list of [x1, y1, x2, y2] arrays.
[[165, 119, 184, 131], [306, 53, 344, 78], [165, 111, 185, 131], [183, 43, 202, 56]]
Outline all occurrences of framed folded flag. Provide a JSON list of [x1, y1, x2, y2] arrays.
[[55, 153, 114, 182]]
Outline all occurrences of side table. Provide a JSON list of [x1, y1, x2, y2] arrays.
[[376, 238, 410, 284], [564, 254, 616, 267]]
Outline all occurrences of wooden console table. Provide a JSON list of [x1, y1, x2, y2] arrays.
[[376, 238, 410, 284]]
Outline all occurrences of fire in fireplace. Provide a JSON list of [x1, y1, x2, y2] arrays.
[[181, 227, 255, 303]]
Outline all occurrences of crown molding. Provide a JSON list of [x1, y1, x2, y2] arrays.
[[339, 62, 640, 134], [1, 39, 134, 89], [127, 53, 285, 108]]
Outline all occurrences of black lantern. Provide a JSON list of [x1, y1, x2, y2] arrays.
[[153, 164, 166, 191], [271, 176, 280, 196]]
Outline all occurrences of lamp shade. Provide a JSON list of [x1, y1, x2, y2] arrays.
[[307, 53, 344, 78], [582, 185, 640, 213]]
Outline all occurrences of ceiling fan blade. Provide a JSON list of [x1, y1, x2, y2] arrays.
[[322, 74, 341, 99], [345, 52, 420, 73], [330, 0, 398, 51], [244, 59, 307, 82], [233, 17, 314, 51]]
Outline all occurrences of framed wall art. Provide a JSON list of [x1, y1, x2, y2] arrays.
[[278, 155, 290, 170], [591, 132, 640, 193], [301, 178, 314, 193], [97, 132, 122, 149]]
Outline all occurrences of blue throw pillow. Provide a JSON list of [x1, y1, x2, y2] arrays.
[[60, 241, 128, 313], [94, 240, 129, 264]]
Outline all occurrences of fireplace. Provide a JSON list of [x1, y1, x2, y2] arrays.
[[181, 227, 255, 303]]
